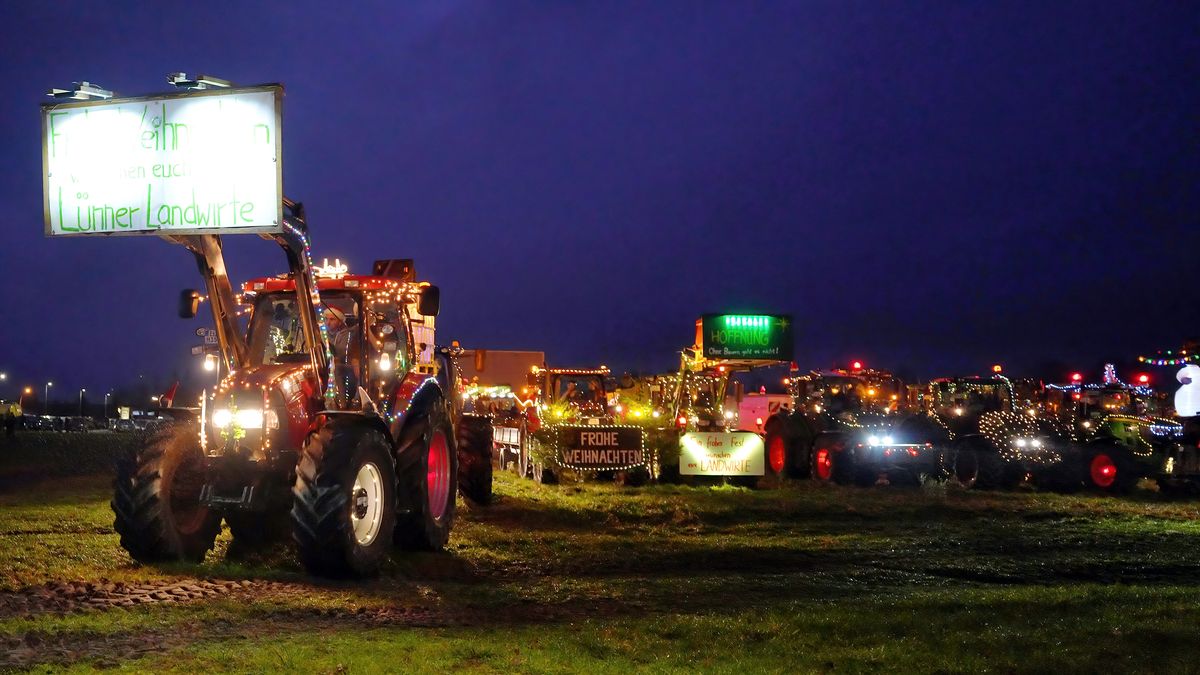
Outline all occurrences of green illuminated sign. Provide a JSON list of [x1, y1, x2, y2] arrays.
[[701, 313, 793, 361]]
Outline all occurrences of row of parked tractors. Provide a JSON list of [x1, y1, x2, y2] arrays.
[[762, 368, 1195, 495], [472, 360, 1199, 497]]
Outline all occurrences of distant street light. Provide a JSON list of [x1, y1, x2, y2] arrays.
[[0, 372, 7, 381], [79, 388, 86, 416], [19, 387, 32, 407], [104, 392, 112, 420], [44, 382, 53, 414]]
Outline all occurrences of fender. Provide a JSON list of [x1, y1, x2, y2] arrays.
[[316, 411, 393, 451], [389, 378, 449, 472]]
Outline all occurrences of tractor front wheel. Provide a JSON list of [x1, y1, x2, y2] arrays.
[[291, 426, 397, 577], [111, 427, 220, 563]]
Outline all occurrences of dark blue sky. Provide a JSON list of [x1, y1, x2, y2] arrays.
[[0, 1, 1196, 402]]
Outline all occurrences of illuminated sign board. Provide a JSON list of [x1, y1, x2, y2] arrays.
[[699, 314, 794, 361], [680, 432, 765, 476], [42, 85, 283, 236], [555, 426, 644, 470]]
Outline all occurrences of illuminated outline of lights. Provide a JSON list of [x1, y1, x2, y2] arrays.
[[282, 221, 336, 402], [546, 424, 648, 472], [1138, 348, 1195, 367]]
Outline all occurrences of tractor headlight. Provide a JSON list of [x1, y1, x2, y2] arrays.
[[1013, 437, 1044, 450], [212, 408, 233, 429], [211, 408, 275, 430]]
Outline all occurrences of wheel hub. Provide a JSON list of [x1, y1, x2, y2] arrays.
[[353, 487, 369, 519], [1090, 454, 1117, 488], [350, 462, 384, 545], [768, 436, 786, 474], [815, 448, 833, 480]]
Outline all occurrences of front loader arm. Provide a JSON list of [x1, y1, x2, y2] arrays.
[[169, 233, 249, 374], [271, 199, 329, 394]]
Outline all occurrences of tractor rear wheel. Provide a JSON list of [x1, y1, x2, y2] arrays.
[[395, 402, 458, 551], [111, 427, 220, 563], [456, 414, 494, 506], [291, 426, 397, 577]]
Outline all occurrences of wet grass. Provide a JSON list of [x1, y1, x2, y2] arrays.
[[3, 440, 1200, 671]]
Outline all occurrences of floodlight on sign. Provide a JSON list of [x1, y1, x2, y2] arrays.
[[46, 81, 113, 100], [167, 73, 233, 90]]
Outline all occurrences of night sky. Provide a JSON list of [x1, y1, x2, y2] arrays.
[[1, 1, 1197, 404]]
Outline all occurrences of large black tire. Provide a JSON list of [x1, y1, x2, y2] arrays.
[[953, 443, 1019, 490], [456, 414, 494, 506], [394, 402, 458, 551], [111, 427, 221, 563], [291, 425, 397, 577], [1082, 442, 1139, 494]]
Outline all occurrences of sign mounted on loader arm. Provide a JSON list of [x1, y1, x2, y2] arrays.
[[42, 85, 282, 236]]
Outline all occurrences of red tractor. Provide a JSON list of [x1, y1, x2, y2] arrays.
[[110, 202, 493, 577]]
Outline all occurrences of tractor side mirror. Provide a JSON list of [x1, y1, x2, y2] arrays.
[[418, 285, 440, 317], [178, 289, 201, 319]]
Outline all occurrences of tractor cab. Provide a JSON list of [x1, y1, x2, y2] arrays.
[[927, 377, 1013, 420], [529, 366, 612, 423], [1045, 384, 1160, 422], [239, 262, 438, 410], [790, 367, 905, 420]]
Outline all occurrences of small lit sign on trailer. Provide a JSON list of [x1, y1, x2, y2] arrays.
[[680, 432, 765, 476], [41, 85, 283, 236], [699, 314, 794, 361]]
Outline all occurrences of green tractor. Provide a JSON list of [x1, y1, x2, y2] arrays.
[[1044, 368, 1181, 493]]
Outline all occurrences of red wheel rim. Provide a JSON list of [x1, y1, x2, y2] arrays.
[[768, 436, 786, 474], [1090, 453, 1117, 489], [428, 430, 451, 521], [814, 448, 833, 480]]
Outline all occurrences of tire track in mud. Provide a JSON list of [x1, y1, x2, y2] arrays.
[[0, 578, 454, 670], [0, 579, 263, 618]]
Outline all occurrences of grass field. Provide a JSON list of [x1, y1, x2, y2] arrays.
[[2, 432, 1200, 672]]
